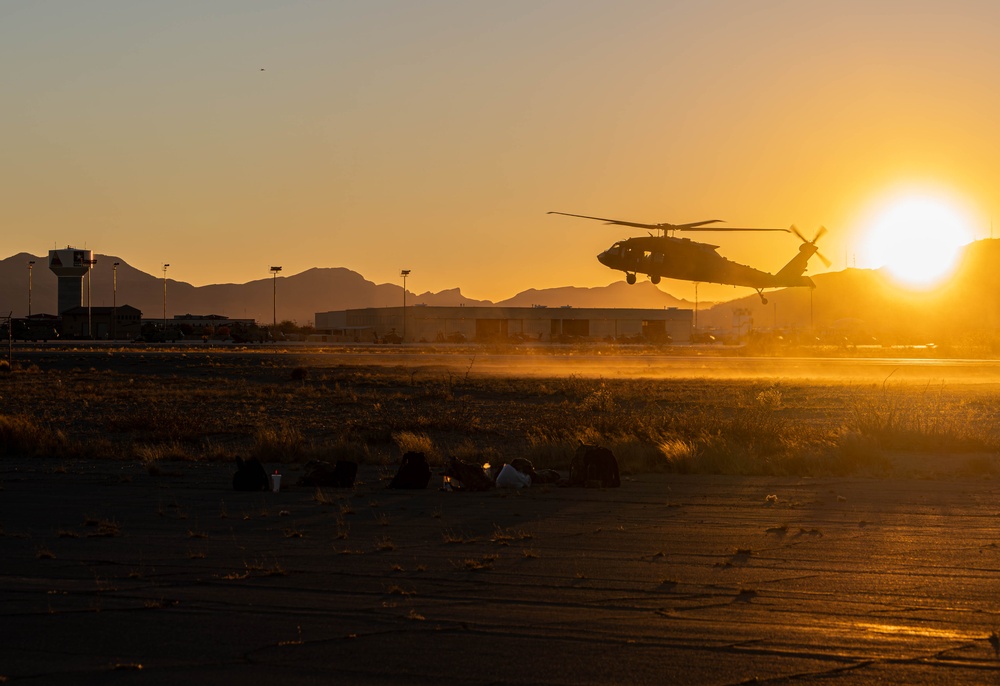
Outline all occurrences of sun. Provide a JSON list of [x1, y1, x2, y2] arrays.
[[862, 194, 974, 288]]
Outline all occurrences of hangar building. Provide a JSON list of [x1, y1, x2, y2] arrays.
[[314, 306, 692, 344]]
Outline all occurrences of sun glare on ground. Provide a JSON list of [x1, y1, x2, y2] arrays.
[[862, 195, 974, 288]]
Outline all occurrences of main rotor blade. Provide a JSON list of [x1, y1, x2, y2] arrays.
[[547, 211, 665, 231], [678, 227, 790, 232], [674, 220, 726, 229], [549, 211, 787, 232]]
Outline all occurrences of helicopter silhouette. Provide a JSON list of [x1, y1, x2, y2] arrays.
[[549, 211, 830, 304]]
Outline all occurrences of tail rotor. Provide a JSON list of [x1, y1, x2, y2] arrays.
[[790, 225, 831, 268]]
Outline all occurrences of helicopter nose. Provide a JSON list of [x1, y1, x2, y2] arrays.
[[597, 250, 610, 266]]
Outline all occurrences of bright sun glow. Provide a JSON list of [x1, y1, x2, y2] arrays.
[[862, 195, 974, 287]]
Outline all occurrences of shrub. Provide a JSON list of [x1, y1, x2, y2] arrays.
[[0, 414, 69, 457], [847, 384, 999, 453], [252, 423, 306, 463], [392, 431, 438, 463]]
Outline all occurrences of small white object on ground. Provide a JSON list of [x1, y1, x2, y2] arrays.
[[496, 464, 531, 489]]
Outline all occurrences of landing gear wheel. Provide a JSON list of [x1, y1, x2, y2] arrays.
[[626, 273, 637, 285], [650, 275, 661, 285], [761, 297, 768, 305]]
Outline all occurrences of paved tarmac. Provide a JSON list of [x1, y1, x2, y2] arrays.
[[3, 460, 1000, 684]]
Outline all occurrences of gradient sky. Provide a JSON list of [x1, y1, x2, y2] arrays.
[[2, 0, 997, 302]]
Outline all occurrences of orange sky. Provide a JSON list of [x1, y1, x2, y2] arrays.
[[1, 1, 996, 303]]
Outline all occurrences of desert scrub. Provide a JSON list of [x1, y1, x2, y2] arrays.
[[311, 433, 375, 464], [392, 431, 439, 462], [0, 414, 69, 457], [252, 423, 306, 463], [825, 430, 892, 475], [847, 383, 1000, 452], [133, 441, 202, 464], [7, 353, 1000, 477]]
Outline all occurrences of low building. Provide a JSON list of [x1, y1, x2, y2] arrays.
[[315, 306, 692, 343], [164, 314, 257, 329], [136, 314, 264, 342], [62, 305, 142, 340]]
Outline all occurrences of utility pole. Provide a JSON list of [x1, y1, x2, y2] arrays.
[[85, 258, 97, 338], [27, 261, 35, 318], [270, 266, 282, 328], [400, 269, 411, 343]]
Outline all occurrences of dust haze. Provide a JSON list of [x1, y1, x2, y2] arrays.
[[294, 349, 1000, 386]]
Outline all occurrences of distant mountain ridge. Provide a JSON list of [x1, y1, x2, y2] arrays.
[[0, 255, 695, 325], [3, 240, 997, 342]]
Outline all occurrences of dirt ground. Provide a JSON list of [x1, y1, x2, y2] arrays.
[[3, 459, 1000, 685], [4, 347, 1000, 684]]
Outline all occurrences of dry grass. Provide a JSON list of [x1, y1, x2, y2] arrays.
[[459, 554, 498, 571], [4, 352, 1000, 478], [252, 423, 306, 463], [0, 414, 69, 458], [392, 431, 438, 462]]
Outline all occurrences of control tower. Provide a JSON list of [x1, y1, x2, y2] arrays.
[[48, 248, 94, 315]]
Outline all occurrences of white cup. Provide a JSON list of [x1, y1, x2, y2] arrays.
[[271, 474, 281, 492]]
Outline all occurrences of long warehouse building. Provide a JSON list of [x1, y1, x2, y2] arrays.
[[315, 306, 692, 344]]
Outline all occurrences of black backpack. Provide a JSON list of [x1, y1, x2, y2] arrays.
[[388, 452, 431, 489], [569, 445, 621, 488], [233, 456, 269, 491], [331, 460, 359, 488]]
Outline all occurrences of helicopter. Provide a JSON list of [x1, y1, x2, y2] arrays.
[[548, 211, 830, 304]]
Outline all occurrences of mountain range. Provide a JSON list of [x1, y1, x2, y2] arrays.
[[2, 240, 998, 343], [0, 253, 693, 325]]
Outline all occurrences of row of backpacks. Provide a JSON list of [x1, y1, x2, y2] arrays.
[[233, 444, 620, 492], [389, 445, 620, 490]]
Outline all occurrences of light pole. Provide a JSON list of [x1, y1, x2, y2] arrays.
[[113, 262, 120, 340], [85, 258, 97, 338], [270, 266, 282, 328], [400, 269, 410, 343], [27, 260, 34, 318], [693, 282, 699, 332], [162, 263, 170, 329]]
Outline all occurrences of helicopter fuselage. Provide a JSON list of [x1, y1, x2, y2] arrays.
[[598, 235, 815, 290]]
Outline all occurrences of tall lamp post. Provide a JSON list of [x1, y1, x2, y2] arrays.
[[162, 263, 170, 329], [270, 266, 282, 328], [400, 269, 410, 343], [85, 258, 97, 338], [112, 262, 120, 340], [27, 260, 35, 318]]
